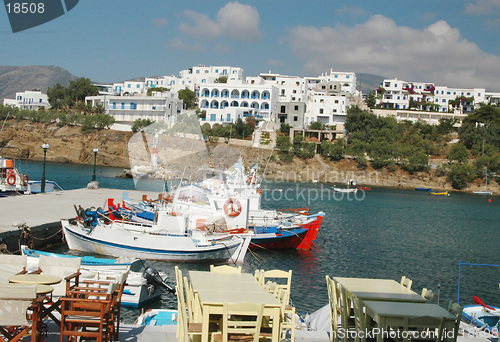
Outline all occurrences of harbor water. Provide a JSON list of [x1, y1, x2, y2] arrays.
[[17, 160, 500, 323]]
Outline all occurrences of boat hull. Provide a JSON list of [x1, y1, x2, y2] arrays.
[[61, 220, 246, 263], [462, 305, 500, 333]]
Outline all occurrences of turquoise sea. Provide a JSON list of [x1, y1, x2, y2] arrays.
[[17, 160, 500, 323]]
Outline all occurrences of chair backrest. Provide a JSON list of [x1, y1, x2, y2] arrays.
[[260, 269, 292, 296], [210, 265, 242, 274], [421, 288, 437, 303], [352, 297, 367, 341], [221, 302, 264, 342], [38, 255, 81, 297], [0, 284, 36, 326], [0, 254, 27, 284], [326, 275, 340, 334], [447, 301, 463, 342], [176, 284, 188, 342], [400, 276, 413, 290]]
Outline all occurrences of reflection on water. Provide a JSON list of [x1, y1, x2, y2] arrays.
[[35, 161, 500, 323]]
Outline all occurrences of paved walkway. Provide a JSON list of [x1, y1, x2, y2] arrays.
[[0, 188, 158, 233]]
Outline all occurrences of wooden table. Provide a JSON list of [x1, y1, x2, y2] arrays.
[[189, 270, 281, 342], [332, 277, 426, 303], [8, 274, 62, 285], [363, 300, 457, 342]]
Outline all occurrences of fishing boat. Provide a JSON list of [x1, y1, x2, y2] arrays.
[[135, 309, 178, 326], [356, 187, 371, 191], [27, 180, 57, 193], [415, 187, 432, 191], [472, 168, 493, 195], [0, 156, 29, 193], [430, 191, 449, 196], [462, 297, 500, 336], [21, 246, 167, 307], [61, 210, 252, 263]]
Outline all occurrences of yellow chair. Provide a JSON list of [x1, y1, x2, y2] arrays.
[[0, 284, 38, 342], [212, 302, 265, 342], [326, 275, 341, 341], [338, 286, 356, 342], [0, 255, 27, 284], [446, 301, 463, 342], [260, 270, 292, 298], [210, 265, 242, 274], [176, 284, 218, 342], [277, 289, 295, 342], [421, 288, 437, 303], [400, 276, 413, 290]]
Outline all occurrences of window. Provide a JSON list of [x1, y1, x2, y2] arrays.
[[333, 109, 337, 113], [113, 102, 116, 109], [137, 84, 140, 88], [121, 103, 125, 109], [226, 114, 231, 121], [319, 108, 324, 114], [294, 105, 299, 111], [196, 70, 200, 74], [346, 75, 350, 78], [293, 90, 297, 94], [294, 116, 298, 121], [335, 100, 339, 104], [128, 84, 131, 88], [442, 99, 446, 103], [280, 105, 286, 113], [210, 114, 216, 121]]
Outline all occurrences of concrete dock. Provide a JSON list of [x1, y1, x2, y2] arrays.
[[0, 188, 157, 253]]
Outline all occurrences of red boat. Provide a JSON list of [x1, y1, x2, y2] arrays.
[[357, 187, 371, 191]]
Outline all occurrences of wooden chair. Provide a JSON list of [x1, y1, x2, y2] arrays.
[[176, 284, 218, 342], [0, 255, 27, 284], [400, 276, 413, 290], [35, 255, 81, 326], [210, 265, 242, 274], [326, 275, 341, 341], [60, 282, 118, 342], [277, 288, 296, 342], [259, 269, 292, 298], [445, 301, 463, 342], [212, 302, 265, 342], [0, 284, 38, 342], [421, 288, 437, 303], [338, 286, 356, 342]]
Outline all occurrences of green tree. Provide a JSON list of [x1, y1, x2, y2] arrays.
[[321, 140, 344, 161], [178, 88, 197, 109], [279, 123, 291, 135], [447, 163, 475, 189], [214, 76, 228, 83], [446, 143, 469, 163], [466, 104, 500, 126], [276, 135, 293, 162], [147, 87, 170, 96], [47, 83, 69, 109], [309, 121, 324, 130], [68, 78, 98, 104], [365, 91, 376, 108], [131, 118, 154, 132], [292, 135, 315, 159], [401, 150, 429, 174]]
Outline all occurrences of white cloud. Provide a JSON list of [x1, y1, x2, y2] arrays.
[[178, 2, 261, 42], [464, 0, 500, 15], [267, 59, 283, 68], [152, 17, 168, 27], [336, 6, 367, 18], [169, 38, 204, 52], [287, 15, 500, 91]]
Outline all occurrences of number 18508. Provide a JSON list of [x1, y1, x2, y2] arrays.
[[6, 2, 45, 14]]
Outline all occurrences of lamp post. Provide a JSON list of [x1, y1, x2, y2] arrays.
[[92, 148, 99, 182], [41, 143, 49, 193]]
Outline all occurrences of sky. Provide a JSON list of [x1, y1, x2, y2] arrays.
[[1, 0, 500, 91]]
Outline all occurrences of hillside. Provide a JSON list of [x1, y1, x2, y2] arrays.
[[357, 72, 385, 95], [0, 65, 77, 101]]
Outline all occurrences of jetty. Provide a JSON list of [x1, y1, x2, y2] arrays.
[[0, 188, 157, 253]]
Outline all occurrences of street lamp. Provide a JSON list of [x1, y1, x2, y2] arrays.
[[41, 143, 49, 193], [92, 148, 99, 182]]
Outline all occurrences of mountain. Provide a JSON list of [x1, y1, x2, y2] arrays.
[[0, 65, 77, 101], [356, 72, 385, 95]]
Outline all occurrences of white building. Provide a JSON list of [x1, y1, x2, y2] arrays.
[[198, 80, 278, 127], [3, 90, 50, 111], [85, 92, 183, 125], [377, 78, 487, 114]]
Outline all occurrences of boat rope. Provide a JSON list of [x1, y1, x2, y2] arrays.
[[30, 228, 63, 241], [318, 229, 327, 242], [221, 241, 237, 266], [247, 248, 266, 268]]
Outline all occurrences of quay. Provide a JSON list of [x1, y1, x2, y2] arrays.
[[0, 188, 157, 253]]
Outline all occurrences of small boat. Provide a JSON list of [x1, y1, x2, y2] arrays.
[[135, 309, 178, 326], [462, 297, 500, 335], [332, 187, 357, 193], [356, 187, 371, 191], [27, 180, 58, 193], [21, 246, 167, 307], [430, 191, 449, 196], [415, 187, 432, 191], [472, 168, 493, 195]]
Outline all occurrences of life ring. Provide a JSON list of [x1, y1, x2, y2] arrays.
[[223, 198, 242, 217], [247, 176, 256, 185], [22, 175, 29, 186], [6, 174, 16, 185]]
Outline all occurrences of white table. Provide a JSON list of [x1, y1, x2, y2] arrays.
[[363, 300, 457, 342], [189, 270, 281, 342]]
